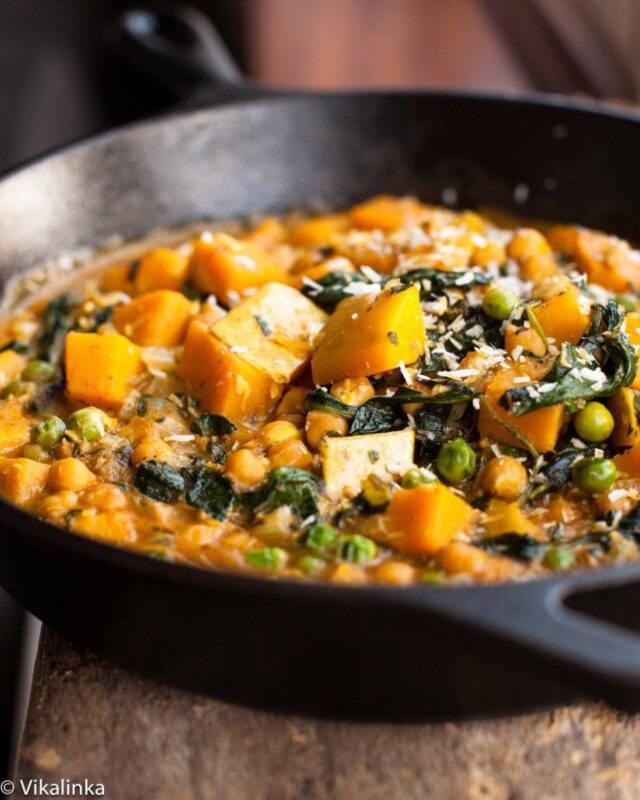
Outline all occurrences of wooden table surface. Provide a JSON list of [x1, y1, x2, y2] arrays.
[[14, 628, 640, 800]]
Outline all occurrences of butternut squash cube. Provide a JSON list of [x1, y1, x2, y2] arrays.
[[482, 499, 541, 539], [65, 332, 141, 406], [608, 388, 640, 447], [133, 247, 189, 294], [113, 290, 193, 347], [320, 428, 415, 499], [311, 284, 425, 385], [622, 313, 640, 390], [478, 368, 564, 453], [614, 443, 640, 478], [0, 399, 33, 456], [178, 321, 281, 423], [532, 290, 590, 346], [0, 458, 49, 505], [100, 263, 136, 295], [387, 483, 476, 556], [349, 195, 425, 232], [212, 283, 327, 384], [504, 323, 546, 358], [574, 229, 640, 293], [189, 233, 285, 306], [289, 214, 349, 246], [0, 349, 26, 389]]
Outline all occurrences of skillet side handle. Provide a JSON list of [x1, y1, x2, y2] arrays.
[[107, 5, 262, 106], [410, 568, 640, 713]]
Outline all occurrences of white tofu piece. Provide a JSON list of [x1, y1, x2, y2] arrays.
[[212, 282, 327, 383], [320, 428, 415, 499]]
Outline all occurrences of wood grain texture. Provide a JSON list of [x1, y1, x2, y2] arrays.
[[15, 627, 640, 800]]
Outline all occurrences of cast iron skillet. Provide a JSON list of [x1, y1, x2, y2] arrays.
[[1, 5, 640, 721]]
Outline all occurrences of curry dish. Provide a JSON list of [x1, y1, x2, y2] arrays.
[[2, 195, 640, 585]]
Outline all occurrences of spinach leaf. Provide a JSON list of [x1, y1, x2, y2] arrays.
[[529, 446, 594, 498], [501, 301, 638, 416], [397, 267, 490, 298], [349, 399, 398, 435], [191, 413, 236, 436], [185, 468, 232, 520], [301, 272, 376, 312], [304, 388, 357, 419], [616, 502, 640, 545], [135, 460, 185, 503], [474, 533, 545, 563], [237, 467, 321, 519], [38, 293, 76, 363], [0, 340, 28, 355]]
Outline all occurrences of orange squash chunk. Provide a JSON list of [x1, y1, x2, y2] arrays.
[[608, 388, 640, 448], [100, 263, 136, 295], [113, 290, 193, 347], [133, 247, 189, 294], [483, 500, 541, 539], [0, 458, 49, 505], [478, 368, 564, 453], [387, 484, 476, 556], [289, 214, 349, 246], [178, 321, 281, 423], [623, 313, 640, 390], [311, 285, 425, 385], [0, 399, 32, 456], [532, 290, 590, 345], [65, 332, 141, 406], [574, 229, 640, 293], [189, 233, 285, 306], [504, 323, 546, 358], [349, 195, 425, 232], [0, 350, 26, 389], [614, 443, 640, 478]]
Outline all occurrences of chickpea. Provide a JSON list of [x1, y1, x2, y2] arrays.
[[259, 420, 302, 448], [225, 449, 267, 487], [330, 562, 366, 585], [48, 458, 97, 492], [506, 228, 551, 262], [305, 411, 348, 450], [37, 490, 78, 520], [269, 438, 313, 469], [437, 542, 515, 581], [79, 482, 127, 511], [330, 377, 375, 406], [374, 560, 415, 585], [276, 387, 308, 417], [131, 436, 174, 466], [479, 456, 527, 501]]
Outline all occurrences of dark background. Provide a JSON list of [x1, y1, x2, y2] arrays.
[[1, 0, 640, 780]]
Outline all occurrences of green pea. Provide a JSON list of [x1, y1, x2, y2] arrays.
[[436, 438, 476, 484], [302, 522, 337, 550], [2, 379, 27, 398], [21, 360, 56, 382], [571, 457, 617, 495], [482, 286, 519, 321], [21, 444, 51, 463], [336, 534, 378, 563], [420, 571, 446, 584], [574, 402, 614, 443], [67, 407, 108, 441], [401, 467, 436, 489], [246, 547, 288, 569], [543, 546, 575, 571], [298, 555, 326, 574], [614, 294, 636, 311], [33, 416, 66, 449]]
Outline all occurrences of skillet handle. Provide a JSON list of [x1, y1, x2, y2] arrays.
[[411, 566, 640, 712], [108, 5, 263, 105]]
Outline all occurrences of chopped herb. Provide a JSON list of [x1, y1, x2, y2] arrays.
[[191, 413, 236, 436], [135, 460, 185, 503], [387, 331, 399, 345], [185, 467, 232, 520], [475, 533, 545, 562], [349, 399, 398, 435], [254, 314, 272, 336], [368, 449, 380, 463]]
